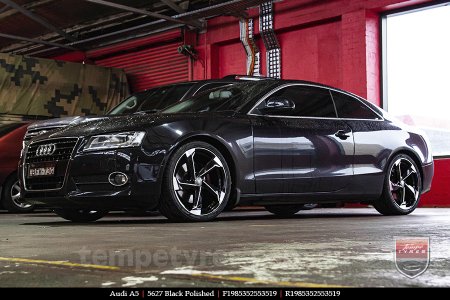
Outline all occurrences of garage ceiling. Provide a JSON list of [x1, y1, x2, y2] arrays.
[[0, 0, 267, 57]]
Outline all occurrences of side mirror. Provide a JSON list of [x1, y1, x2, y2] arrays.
[[260, 98, 295, 114]]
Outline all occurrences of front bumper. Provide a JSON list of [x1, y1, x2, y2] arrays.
[[21, 146, 167, 210], [422, 161, 434, 193]]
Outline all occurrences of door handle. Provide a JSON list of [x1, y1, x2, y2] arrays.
[[335, 130, 350, 140]]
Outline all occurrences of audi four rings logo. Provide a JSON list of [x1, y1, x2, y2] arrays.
[[36, 144, 56, 156]]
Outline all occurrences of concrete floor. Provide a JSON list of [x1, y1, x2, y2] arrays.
[[0, 208, 449, 287]]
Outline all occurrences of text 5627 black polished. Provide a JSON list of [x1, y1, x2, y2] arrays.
[[19, 80, 434, 222]]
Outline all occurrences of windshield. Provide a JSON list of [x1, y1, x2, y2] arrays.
[[107, 91, 151, 115], [107, 83, 194, 115], [161, 82, 269, 114]]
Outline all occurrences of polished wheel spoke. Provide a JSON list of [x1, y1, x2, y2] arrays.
[[390, 181, 402, 191], [176, 178, 200, 188], [203, 181, 220, 203], [185, 149, 197, 179], [403, 167, 417, 181], [400, 186, 406, 206], [405, 183, 418, 200], [397, 161, 403, 181], [192, 186, 202, 210], [198, 157, 222, 177], [173, 147, 227, 217]]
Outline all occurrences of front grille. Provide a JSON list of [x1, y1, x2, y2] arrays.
[[24, 138, 78, 191], [25, 176, 65, 190], [26, 138, 78, 163], [24, 126, 64, 142]]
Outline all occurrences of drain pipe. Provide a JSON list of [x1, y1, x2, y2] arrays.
[[240, 18, 260, 76]]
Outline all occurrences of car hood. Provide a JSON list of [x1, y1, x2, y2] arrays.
[[27, 116, 98, 130], [33, 112, 233, 141]]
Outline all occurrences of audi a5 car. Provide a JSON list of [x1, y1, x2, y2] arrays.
[[19, 80, 434, 222]]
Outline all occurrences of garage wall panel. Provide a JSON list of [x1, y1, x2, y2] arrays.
[[279, 21, 341, 87], [95, 41, 188, 92], [217, 41, 247, 78]]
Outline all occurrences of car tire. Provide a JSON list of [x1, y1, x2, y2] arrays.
[[2, 175, 35, 213], [265, 205, 302, 216], [54, 209, 108, 222], [159, 141, 231, 222], [374, 154, 422, 215]]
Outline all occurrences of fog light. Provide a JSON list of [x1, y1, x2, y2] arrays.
[[108, 172, 129, 186]]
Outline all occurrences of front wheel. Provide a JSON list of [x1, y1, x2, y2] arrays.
[[2, 176, 35, 213], [373, 154, 422, 215], [159, 141, 231, 222], [54, 209, 108, 222]]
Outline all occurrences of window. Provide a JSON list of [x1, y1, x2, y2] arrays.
[[162, 82, 268, 114], [139, 83, 194, 111], [194, 82, 232, 95], [331, 91, 380, 120], [107, 91, 150, 115], [383, 4, 450, 156], [254, 85, 336, 118]]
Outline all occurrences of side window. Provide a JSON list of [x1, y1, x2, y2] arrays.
[[331, 91, 380, 120], [140, 84, 193, 111], [254, 86, 336, 118], [194, 82, 231, 95], [161, 84, 194, 107]]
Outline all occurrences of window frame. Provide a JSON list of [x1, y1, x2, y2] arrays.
[[330, 90, 383, 121], [248, 83, 383, 121]]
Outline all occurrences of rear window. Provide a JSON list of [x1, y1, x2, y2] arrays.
[[331, 91, 380, 120]]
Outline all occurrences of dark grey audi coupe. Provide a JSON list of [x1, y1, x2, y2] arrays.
[[19, 80, 434, 222]]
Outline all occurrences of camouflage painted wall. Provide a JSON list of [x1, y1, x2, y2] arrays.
[[0, 53, 129, 117]]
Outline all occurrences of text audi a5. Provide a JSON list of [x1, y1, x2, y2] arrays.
[[20, 80, 433, 222]]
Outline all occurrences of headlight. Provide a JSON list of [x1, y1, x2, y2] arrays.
[[83, 132, 146, 152]]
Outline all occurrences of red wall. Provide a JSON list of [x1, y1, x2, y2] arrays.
[[421, 159, 450, 207]]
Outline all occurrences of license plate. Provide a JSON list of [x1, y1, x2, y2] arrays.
[[28, 163, 56, 178]]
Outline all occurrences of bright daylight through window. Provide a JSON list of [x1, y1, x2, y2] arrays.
[[384, 4, 450, 156]]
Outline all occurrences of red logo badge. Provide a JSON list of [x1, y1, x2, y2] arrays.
[[395, 237, 430, 278]]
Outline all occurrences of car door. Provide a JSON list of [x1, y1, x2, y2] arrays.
[[330, 90, 385, 184], [249, 84, 354, 194]]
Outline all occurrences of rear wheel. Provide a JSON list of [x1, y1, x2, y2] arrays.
[[299, 203, 318, 210], [374, 154, 422, 215], [2, 175, 35, 213], [159, 141, 231, 222], [54, 209, 108, 222], [265, 205, 302, 216]]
